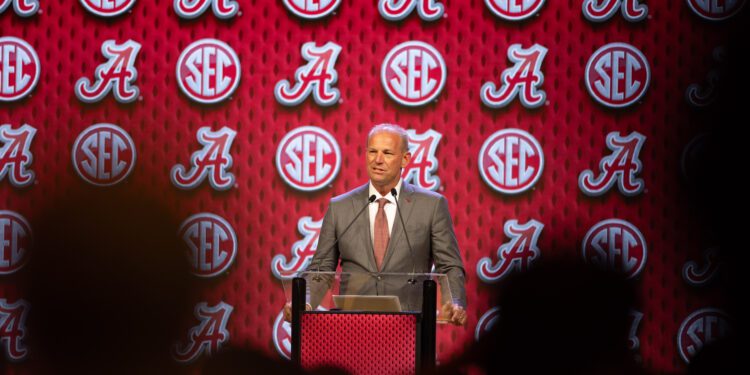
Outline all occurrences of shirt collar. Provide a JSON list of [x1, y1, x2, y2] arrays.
[[369, 179, 402, 204]]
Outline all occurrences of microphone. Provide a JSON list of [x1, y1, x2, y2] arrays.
[[312, 194, 377, 281], [391, 188, 417, 284]]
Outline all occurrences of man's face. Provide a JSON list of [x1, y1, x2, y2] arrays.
[[367, 131, 411, 190]]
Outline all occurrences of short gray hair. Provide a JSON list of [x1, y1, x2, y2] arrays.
[[368, 123, 409, 153]]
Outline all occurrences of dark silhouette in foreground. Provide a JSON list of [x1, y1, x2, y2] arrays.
[[441, 260, 644, 375], [18, 189, 193, 374]]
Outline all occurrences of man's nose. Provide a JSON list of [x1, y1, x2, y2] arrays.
[[375, 152, 385, 163]]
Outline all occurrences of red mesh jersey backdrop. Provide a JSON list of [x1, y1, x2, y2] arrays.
[[0, 0, 743, 373]]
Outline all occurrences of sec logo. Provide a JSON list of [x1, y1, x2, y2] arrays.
[[273, 306, 327, 360], [276, 126, 341, 192], [677, 308, 732, 363], [485, 0, 546, 20], [79, 0, 136, 17], [478, 129, 544, 194], [282, 0, 340, 19], [474, 307, 500, 341], [273, 309, 292, 359], [0, 37, 40, 102], [72, 124, 136, 186], [686, 0, 745, 21], [179, 213, 237, 278], [0, 0, 40, 17], [176, 39, 241, 104], [381, 41, 446, 107], [581, 218, 647, 279], [585, 42, 650, 108], [0, 210, 31, 275]]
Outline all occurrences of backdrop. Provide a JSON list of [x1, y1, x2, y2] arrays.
[[1, 0, 742, 372]]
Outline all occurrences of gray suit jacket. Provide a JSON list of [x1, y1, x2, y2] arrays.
[[307, 182, 466, 310]]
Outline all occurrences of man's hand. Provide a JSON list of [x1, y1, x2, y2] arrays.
[[283, 302, 312, 322], [283, 302, 292, 322], [441, 302, 467, 326]]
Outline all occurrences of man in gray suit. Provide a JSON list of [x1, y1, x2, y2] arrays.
[[286, 124, 466, 325]]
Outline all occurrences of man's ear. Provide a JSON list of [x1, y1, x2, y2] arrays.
[[402, 152, 412, 168]]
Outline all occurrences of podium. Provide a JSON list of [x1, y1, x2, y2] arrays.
[[282, 272, 454, 374]]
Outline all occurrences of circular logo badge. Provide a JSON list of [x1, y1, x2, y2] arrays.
[[276, 126, 341, 192], [686, 0, 745, 21], [478, 128, 544, 194], [582, 218, 647, 279], [485, 0, 546, 20], [0, 37, 40, 102], [381, 41, 446, 107], [179, 213, 237, 277], [475, 307, 501, 341], [0, 210, 32, 275], [79, 0, 136, 17], [72, 124, 136, 186], [176, 39, 241, 104], [282, 0, 341, 19], [677, 308, 732, 363], [585, 42, 650, 108]]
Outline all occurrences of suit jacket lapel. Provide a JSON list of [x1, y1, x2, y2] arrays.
[[382, 182, 416, 271], [352, 183, 377, 272]]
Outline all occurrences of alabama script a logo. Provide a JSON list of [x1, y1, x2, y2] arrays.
[[0, 124, 36, 188], [402, 129, 441, 191], [477, 219, 543, 283], [271, 216, 322, 280], [0, 0, 39, 17], [378, 0, 444, 21], [683, 247, 721, 287], [0, 299, 29, 362], [582, 0, 648, 22], [173, 302, 233, 363], [171, 127, 236, 191], [628, 310, 643, 350], [75, 39, 141, 103], [481, 44, 548, 109], [275, 42, 342, 106], [174, 0, 239, 19], [578, 131, 646, 197], [686, 46, 724, 107]]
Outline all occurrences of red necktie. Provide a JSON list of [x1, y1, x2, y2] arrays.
[[373, 198, 390, 271]]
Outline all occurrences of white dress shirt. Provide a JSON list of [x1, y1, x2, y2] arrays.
[[368, 179, 402, 246]]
